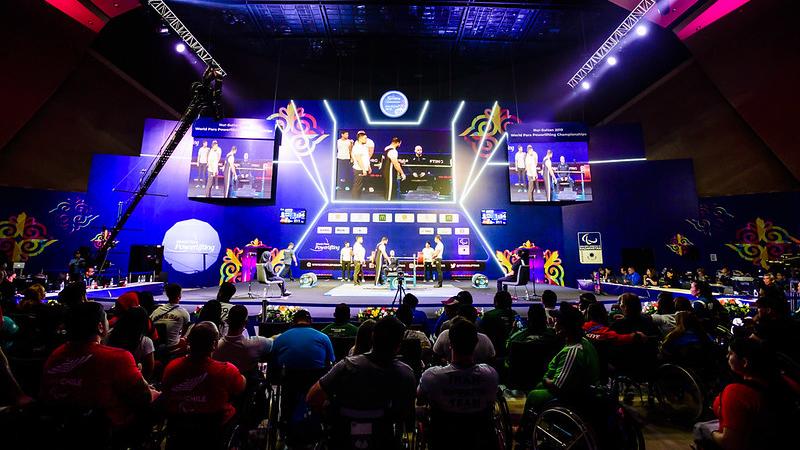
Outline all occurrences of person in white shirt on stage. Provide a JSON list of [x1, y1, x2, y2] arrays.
[[336, 131, 354, 192], [352, 236, 366, 286], [381, 137, 406, 201], [351, 131, 374, 199], [197, 140, 209, 186], [205, 140, 222, 197], [514, 146, 526, 191], [433, 235, 444, 288], [223, 146, 238, 198], [542, 149, 556, 202], [422, 241, 434, 282], [374, 236, 390, 286], [525, 145, 539, 200], [340, 242, 353, 281]]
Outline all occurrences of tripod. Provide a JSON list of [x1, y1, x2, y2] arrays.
[[391, 272, 407, 308]]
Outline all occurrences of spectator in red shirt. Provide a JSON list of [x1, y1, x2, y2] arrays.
[[161, 321, 246, 425], [583, 303, 643, 345], [694, 337, 785, 450], [39, 301, 155, 429]]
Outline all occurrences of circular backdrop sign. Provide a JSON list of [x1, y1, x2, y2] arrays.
[[379, 90, 409, 118], [162, 219, 221, 274]]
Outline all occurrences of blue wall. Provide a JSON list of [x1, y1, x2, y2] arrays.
[[8, 99, 773, 290]]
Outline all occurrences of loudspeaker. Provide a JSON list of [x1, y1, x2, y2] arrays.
[[128, 245, 164, 273], [621, 248, 655, 273]]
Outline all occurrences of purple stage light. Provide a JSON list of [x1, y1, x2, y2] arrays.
[[635, 25, 648, 36], [175, 43, 186, 53], [606, 56, 618, 66], [581, 81, 591, 90]]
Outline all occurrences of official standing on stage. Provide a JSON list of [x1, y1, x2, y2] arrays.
[[280, 242, 298, 281], [352, 236, 366, 286], [223, 146, 238, 198], [197, 140, 209, 186], [514, 146, 526, 191], [433, 235, 444, 288], [205, 140, 222, 197], [340, 242, 353, 281], [374, 236, 390, 286], [336, 131, 353, 192], [525, 145, 538, 201], [351, 131, 374, 199], [381, 137, 406, 201], [542, 149, 556, 202], [422, 242, 434, 282]]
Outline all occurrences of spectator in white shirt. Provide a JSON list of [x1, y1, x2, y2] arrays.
[[214, 305, 272, 376]]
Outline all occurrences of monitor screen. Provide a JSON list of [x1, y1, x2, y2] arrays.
[[481, 209, 507, 225], [506, 122, 591, 203], [188, 118, 278, 200], [333, 128, 453, 202], [280, 208, 307, 224]]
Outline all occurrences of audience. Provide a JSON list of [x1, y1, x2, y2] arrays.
[[752, 291, 800, 362], [402, 293, 429, 334], [660, 311, 712, 361], [395, 304, 432, 353], [583, 303, 643, 344], [541, 290, 558, 327], [577, 292, 597, 313], [694, 338, 786, 449], [195, 300, 223, 332], [351, 319, 376, 356], [271, 309, 334, 370], [57, 281, 87, 308], [320, 303, 358, 338], [418, 317, 499, 450], [150, 283, 190, 348], [506, 304, 557, 348], [651, 291, 678, 335], [433, 306, 496, 365], [691, 280, 730, 333], [104, 306, 155, 380], [307, 316, 416, 424], [433, 296, 459, 335], [478, 290, 517, 358], [611, 293, 659, 336], [161, 321, 245, 425], [216, 282, 238, 334], [213, 305, 272, 375], [39, 301, 155, 430], [517, 303, 599, 443]]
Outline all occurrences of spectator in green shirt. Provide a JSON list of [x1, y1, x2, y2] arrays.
[[506, 303, 557, 349], [321, 303, 358, 338], [478, 291, 517, 358], [517, 303, 600, 444]]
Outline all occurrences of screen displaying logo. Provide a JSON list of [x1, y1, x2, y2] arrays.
[[577, 232, 603, 264], [379, 90, 409, 118]]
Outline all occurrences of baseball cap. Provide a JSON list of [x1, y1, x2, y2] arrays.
[[357, 130, 366, 136], [442, 296, 460, 306]]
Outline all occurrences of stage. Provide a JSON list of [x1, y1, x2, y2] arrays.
[[93, 279, 613, 319]]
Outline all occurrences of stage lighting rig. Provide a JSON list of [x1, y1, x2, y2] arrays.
[[566, 0, 656, 89]]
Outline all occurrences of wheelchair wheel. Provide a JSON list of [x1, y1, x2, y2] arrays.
[[494, 393, 513, 450], [652, 363, 704, 423], [266, 384, 281, 450], [533, 406, 598, 450]]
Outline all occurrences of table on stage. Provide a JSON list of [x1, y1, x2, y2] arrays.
[[577, 280, 757, 303]]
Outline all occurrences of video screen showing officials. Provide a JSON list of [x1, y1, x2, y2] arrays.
[[506, 122, 592, 203], [188, 137, 275, 199], [334, 128, 453, 202]]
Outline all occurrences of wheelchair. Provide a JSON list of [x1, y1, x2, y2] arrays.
[[414, 388, 512, 450], [315, 405, 412, 450], [530, 387, 645, 450]]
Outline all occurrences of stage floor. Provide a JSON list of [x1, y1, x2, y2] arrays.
[[122, 279, 611, 318]]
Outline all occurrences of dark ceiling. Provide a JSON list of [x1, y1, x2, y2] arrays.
[[91, 1, 689, 122]]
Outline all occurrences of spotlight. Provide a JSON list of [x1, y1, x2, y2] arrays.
[[581, 81, 591, 90], [175, 43, 186, 53], [606, 56, 618, 66], [158, 21, 170, 35], [635, 25, 648, 36]]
